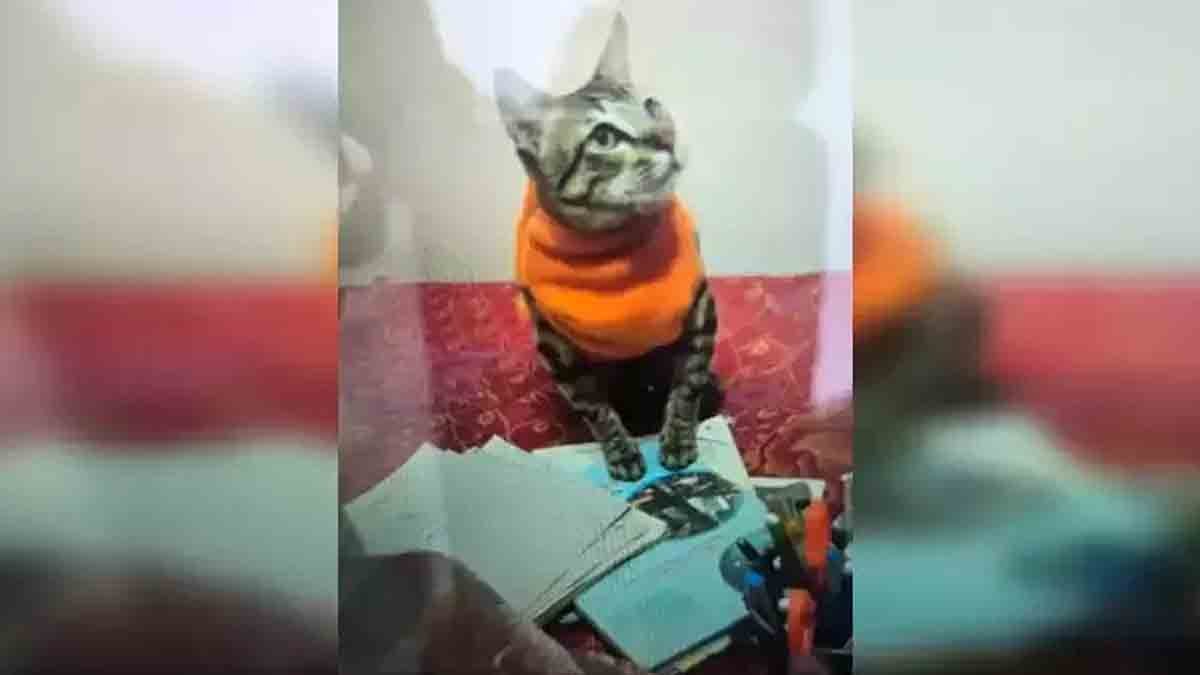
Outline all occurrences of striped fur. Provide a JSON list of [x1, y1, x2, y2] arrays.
[[660, 281, 718, 470], [523, 284, 718, 481], [499, 14, 717, 481]]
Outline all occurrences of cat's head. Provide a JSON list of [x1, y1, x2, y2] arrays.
[[494, 14, 681, 232]]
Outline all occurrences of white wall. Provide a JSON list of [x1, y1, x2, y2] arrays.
[[0, 0, 337, 280], [50, 0, 337, 99], [856, 2, 1200, 273], [340, 0, 851, 284]]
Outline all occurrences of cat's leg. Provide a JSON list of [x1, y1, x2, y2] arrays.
[[524, 292, 646, 481], [558, 370, 646, 482], [661, 281, 718, 471]]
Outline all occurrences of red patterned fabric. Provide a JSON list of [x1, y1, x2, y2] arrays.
[[339, 275, 854, 502]]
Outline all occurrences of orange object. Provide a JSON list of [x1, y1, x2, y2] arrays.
[[803, 498, 832, 588], [514, 181, 705, 362], [853, 197, 940, 343], [786, 589, 816, 656]]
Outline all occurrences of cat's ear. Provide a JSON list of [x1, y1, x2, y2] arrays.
[[494, 68, 547, 151], [592, 12, 632, 88]]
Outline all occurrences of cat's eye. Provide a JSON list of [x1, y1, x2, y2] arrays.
[[590, 125, 619, 149]]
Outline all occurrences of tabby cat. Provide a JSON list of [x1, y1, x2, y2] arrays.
[[495, 14, 720, 481]]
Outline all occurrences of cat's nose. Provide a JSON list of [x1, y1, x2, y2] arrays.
[[649, 127, 675, 153], [643, 98, 676, 149]]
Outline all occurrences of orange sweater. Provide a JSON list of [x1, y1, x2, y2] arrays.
[[853, 197, 940, 343], [515, 182, 704, 361]]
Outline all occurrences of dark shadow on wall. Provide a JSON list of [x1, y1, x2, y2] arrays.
[[337, 0, 484, 509], [339, 0, 513, 283]]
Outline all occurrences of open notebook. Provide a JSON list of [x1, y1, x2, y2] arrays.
[[529, 417, 773, 671], [342, 441, 665, 623]]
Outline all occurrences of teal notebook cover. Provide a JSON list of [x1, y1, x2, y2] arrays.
[[571, 439, 768, 671]]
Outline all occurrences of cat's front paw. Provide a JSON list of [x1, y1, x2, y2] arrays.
[[660, 425, 699, 471], [604, 436, 646, 482]]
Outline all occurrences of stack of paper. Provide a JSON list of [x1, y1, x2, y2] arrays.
[[468, 437, 669, 620], [342, 440, 666, 624]]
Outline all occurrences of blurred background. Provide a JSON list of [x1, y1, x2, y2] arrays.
[[1, 0, 338, 279], [1, 0, 337, 670], [857, 2, 1199, 274], [854, 2, 1200, 673]]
